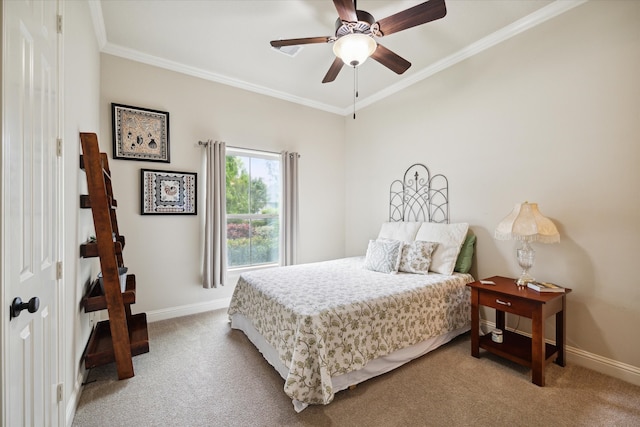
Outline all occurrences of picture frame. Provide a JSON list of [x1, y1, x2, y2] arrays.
[[141, 169, 197, 215], [112, 103, 170, 162]]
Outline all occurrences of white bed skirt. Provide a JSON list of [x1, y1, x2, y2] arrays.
[[230, 313, 470, 412]]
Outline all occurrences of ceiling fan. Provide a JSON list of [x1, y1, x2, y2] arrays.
[[270, 0, 447, 83]]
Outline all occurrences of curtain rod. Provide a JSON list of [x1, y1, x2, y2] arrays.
[[197, 140, 285, 157]]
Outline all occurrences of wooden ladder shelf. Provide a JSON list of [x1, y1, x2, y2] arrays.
[[79, 132, 149, 379]]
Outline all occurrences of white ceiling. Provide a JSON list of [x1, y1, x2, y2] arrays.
[[90, 0, 585, 116]]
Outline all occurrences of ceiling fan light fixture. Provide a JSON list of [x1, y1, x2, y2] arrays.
[[332, 33, 376, 67]]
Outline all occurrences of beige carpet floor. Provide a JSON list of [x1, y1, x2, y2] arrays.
[[72, 309, 640, 427]]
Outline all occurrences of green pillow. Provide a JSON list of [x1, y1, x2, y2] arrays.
[[454, 234, 476, 274]]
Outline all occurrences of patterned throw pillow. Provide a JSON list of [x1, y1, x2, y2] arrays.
[[363, 239, 403, 274], [398, 241, 438, 274]]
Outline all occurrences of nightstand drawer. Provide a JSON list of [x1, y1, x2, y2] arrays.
[[478, 291, 536, 317]]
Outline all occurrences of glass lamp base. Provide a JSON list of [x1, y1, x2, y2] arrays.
[[516, 272, 534, 287], [516, 244, 535, 287]]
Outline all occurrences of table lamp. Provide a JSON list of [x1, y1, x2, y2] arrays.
[[495, 202, 560, 286]]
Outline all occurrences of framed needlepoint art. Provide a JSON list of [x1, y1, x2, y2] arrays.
[[141, 169, 197, 215], [112, 103, 170, 162]]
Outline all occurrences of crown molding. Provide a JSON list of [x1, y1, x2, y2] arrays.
[[101, 42, 345, 115], [90, 0, 587, 117], [87, 0, 107, 49], [348, 0, 588, 116]]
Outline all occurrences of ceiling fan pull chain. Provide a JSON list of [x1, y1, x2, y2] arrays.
[[353, 66, 358, 119]]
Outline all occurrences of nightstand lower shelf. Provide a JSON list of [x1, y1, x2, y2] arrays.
[[479, 331, 557, 367]]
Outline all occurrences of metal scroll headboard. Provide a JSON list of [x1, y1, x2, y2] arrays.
[[389, 163, 449, 223]]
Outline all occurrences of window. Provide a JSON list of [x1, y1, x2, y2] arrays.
[[226, 149, 281, 269]]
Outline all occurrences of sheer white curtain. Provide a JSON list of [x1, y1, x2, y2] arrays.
[[280, 151, 299, 266], [202, 140, 227, 288]]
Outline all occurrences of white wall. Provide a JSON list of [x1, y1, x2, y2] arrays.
[[99, 55, 346, 318], [72, 0, 636, 393], [344, 1, 639, 375], [62, 0, 101, 423]]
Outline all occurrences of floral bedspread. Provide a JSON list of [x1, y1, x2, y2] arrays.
[[227, 257, 473, 406]]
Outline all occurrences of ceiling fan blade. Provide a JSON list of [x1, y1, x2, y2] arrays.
[[333, 0, 358, 22], [376, 0, 447, 36], [322, 57, 345, 83], [370, 44, 411, 74], [270, 36, 331, 47]]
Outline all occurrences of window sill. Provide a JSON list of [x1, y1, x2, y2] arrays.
[[228, 263, 279, 274]]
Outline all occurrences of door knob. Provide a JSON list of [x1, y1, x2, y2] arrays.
[[10, 296, 40, 319]]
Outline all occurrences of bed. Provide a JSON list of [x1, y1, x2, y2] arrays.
[[227, 163, 476, 411]]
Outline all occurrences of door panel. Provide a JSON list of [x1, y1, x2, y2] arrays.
[[3, 0, 60, 425]]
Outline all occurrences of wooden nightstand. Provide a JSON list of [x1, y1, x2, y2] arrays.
[[467, 276, 571, 386]]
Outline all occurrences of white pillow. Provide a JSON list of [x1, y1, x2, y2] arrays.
[[414, 223, 469, 275], [377, 222, 422, 243], [363, 239, 403, 274], [398, 241, 438, 275]]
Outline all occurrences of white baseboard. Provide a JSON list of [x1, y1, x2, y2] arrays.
[[145, 297, 232, 323], [566, 346, 640, 387], [66, 371, 87, 427], [479, 319, 640, 387]]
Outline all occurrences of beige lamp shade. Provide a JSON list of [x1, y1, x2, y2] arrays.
[[494, 202, 560, 243]]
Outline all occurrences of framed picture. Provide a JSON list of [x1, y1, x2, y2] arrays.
[[112, 103, 170, 162], [141, 169, 197, 215]]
